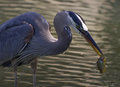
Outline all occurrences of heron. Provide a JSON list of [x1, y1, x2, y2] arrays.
[[0, 10, 106, 87]]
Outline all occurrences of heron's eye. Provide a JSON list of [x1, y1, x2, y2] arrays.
[[76, 25, 80, 29]]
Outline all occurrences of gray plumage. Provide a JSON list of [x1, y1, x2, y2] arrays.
[[0, 11, 72, 66], [0, 10, 104, 87]]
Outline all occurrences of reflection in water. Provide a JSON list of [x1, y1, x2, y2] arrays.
[[0, 0, 119, 87]]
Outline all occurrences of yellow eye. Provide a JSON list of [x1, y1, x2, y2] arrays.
[[76, 24, 80, 29]]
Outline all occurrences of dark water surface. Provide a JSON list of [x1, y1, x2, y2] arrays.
[[0, 0, 120, 87]]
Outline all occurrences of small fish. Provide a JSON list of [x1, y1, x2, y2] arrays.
[[97, 56, 106, 73]]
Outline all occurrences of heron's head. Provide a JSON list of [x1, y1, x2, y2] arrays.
[[65, 11, 106, 73]]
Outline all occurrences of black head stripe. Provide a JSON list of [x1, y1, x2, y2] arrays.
[[68, 11, 85, 27], [76, 13, 85, 24]]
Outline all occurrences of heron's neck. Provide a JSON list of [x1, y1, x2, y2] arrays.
[[32, 30, 72, 56], [49, 16, 72, 55], [52, 34, 72, 55]]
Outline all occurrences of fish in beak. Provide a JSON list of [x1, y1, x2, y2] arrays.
[[67, 11, 106, 73], [81, 30, 106, 73]]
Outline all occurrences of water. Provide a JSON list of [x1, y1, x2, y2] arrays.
[[0, 0, 120, 87]]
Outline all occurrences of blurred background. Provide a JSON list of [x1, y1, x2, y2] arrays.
[[0, 0, 120, 87]]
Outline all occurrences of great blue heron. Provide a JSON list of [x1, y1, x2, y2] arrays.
[[0, 10, 106, 87]]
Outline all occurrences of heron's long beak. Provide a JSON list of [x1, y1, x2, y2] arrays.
[[82, 30, 103, 56]]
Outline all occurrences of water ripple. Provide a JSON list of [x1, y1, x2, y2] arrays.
[[0, 0, 112, 87]]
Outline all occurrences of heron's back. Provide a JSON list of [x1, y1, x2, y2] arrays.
[[0, 12, 50, 66]]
